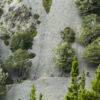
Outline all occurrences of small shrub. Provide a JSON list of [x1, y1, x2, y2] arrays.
[[37, 20, 41, 24], [29, 53, 36, 59], [83, 37, 100, 64], [34, 13, 40, 19], [4, 40, 9, 46], [61, 27, 75, 43], [0, 27, 10, 40], [18, 0, 22, 3], [42, 0, 52, 14]]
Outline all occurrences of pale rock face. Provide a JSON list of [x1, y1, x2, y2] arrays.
[[0, 0, 96, 100]]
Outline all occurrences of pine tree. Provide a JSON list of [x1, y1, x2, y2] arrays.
[[79, 70, 85, 89], [91, 64, 100, 99], [78, 70, 87, 100], [64, 56, 79, 100], [29, 84, 36, 100]]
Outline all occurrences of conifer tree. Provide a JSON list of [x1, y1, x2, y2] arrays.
[[39, 93, 43, 100], [64, 56, 79, 100], [91, 64, 100, 99], [30, 84, 36, 100], [78, 70, 87, 100]]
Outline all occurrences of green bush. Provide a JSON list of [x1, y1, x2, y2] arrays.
[[83, 37, 100, 64], [61, 27, 75, 43], [42, 0, 52, 14], [78, 14, 100, 46], [53, 41, 75, 72], [75, 0, 100, 16], [5, 49, 32, 77], [10, 28, 37, 52], [34, 13, 40, 19], [29, 53, 36, 59], [4, 40, 9, 46], [37, 20, 41, 24], [0, 27, 10, 40]]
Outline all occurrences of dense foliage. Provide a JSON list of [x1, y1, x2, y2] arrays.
[[91, 65, 100, 99], [61, 27, 75, 43], [83, 37, 100, 64], [5, 49, 32, 77], [78, 14, 100, 46], [10, 29, 37, 52], [64, 57, 79, 100], [64, 62, 100, 100], [42, 0, 52, 13], [75, 0, 100, 16], [53, 41, 75, 72]]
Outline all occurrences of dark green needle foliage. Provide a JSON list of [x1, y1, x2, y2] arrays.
[[61, 27, 75, 43], [64, 57, 79, 100], [42, 0, 52, 14], [34, 13, 40, 19], [5, 49, 32, 77], [53, 41, 75, 72], [83, 37, 100, 65], [10, 28, 37, 52], [78, 14, 100, 46], [91, 64, 100, 99], [75, 0, 100, 16]]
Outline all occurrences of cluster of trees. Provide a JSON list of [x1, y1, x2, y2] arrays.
[[53, 27, 75, 73], [42, 0, 52, 14], [5, 28, 37, 79], [76, 0, 100, 65], [64, 57, 100, 100]]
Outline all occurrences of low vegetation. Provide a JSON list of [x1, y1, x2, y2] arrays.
[[42, 0, 52, 14], [29, 84, 43, 100], [61, 27, 75, 43]]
